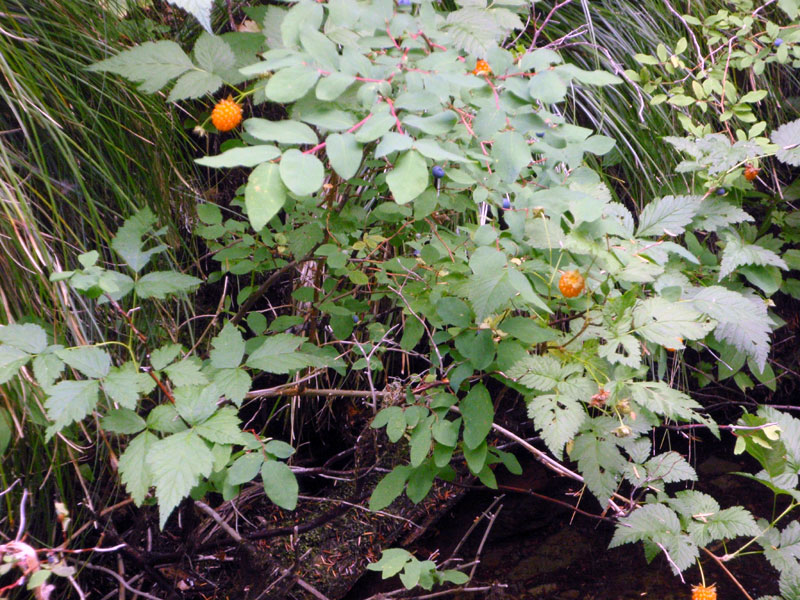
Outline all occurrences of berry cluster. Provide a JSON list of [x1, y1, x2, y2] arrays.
[[211, 98, 243, 132], [558, 270, 585, 298]]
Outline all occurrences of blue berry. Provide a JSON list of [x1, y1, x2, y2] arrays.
[[432, 165, 445, 179], [716, 187, 726, 196], [535, 131, 545, 138], [413, 249, 421, 257], [774, 38, 783, 47], [502, 197, 510, 209], [353, 315, 359, 323], [398, 0, 411, 4]]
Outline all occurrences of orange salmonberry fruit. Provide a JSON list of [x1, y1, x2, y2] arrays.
[[744, 164, 759, 181], [691, 583, 717, 600], [558, 270, 585, 298], [211, 97, 243, 132], [472, 59, 492, 76]]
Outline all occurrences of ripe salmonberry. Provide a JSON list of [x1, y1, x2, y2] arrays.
[[558, 270, 585, 298], [211, 97, 243, 132], [744, 164, 759, 181], [472, 59, 491, 76], [691, 583, 717, 600]]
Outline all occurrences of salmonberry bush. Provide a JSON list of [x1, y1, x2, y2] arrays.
[[2, 0, 800, 597]]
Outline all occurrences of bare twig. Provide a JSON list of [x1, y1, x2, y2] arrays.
[[701, 547, 754, 600], [69, 559, 165, 600]]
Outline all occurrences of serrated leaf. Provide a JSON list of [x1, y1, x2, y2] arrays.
[[119, 430, 157, 505], [167, 0, 213, 32], [460, 384, 494, 450], [168, 70, 222, 102], [146, 404, 187, 433], [0, 324, 47, 354], [246, 162, 286, 231], [246, 333, 318, 374], [508, 355, 565, 391], [148, 430, 213, 528], [570, 432, 626, 506], [692, 198, 753, 232], [88, 41, 193, 94], [610, 504, 683, 547], [527, 393, 585, 459], [195, 406, 241, 444], [0, 346, 31, 384], [689, 506, 759, 546], [633, 297, 714, 346], [279, 149, 324, 196], [465, 247, 514, 320], [150, 343, 182, 370], [213, 368, 251, 407], [719, 232, 787, 280], [33, 353, 64, 388], [195, 145, 281, 168], [45, 380, 100, 431], [174, 384, 219, 425], [689, 286, 772, 371], [636, 195, 701, 237], [135, 272, 202, 299], [771, 119, 800, 166], [103, 362, 155, 409], [102, 408, 146, 434], [56, 346, 111, 379], [386, 150, 428, 205], [210, 322, 245, 369], [629, 381, 703, 422], [645, 451, 697, 483], [165, 357, 208, 387], [261, 460, 298, 510]]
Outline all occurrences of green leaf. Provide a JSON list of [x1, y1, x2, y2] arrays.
[[629, 381, 703, 422], [210, 322, 246, 369], [168, 70, 222, 102], [246, 333, 320, 374], [528, 70, 567, 103], [148, 430, 214, 528], [0, 408, 12, 455], [570, 432, 626, 506], [326, 133, 362, 179], [409, 422, 432, 467], [45, 380, 100, 432], [146, 404, 187, 433], [165, 357, 208, 387], [633, 297, 714, 347], [689, 286, 772, 371], [103, 362, 155, 409], [636, 195, 701, 238], [150, 343, 182, 370], [645, 451, 696, 483], [436, 297, 472, 328], [464, 439, 488, 473], [167, 0, 213, 32], [771, 119, 800, 167], [227, 453, 263, 485], [56, 346, 111, 379], [111, 208, 166, 271], [460, 384, 494, 450], [413, 139, 469, 163], [264, 66, 320, 103], [213, 368, 251, 407], [369, 465, 411, 511], [465, 247, 513, 320], [102, 408, 146, 434], [174, 384, 219, 425], [507, 355, 564, 391], [246, 162, 287, 231], [366, 548, 412, 578], [492, 131, 531, 183], [244, 119, 318, 145], [527, 393, 585, 459], [195, 145, 281, 168], [316, 73, 355, 101], [279, 149, 324, 196], [402, 111, 457, 136], [33, 353, 64, 388], [261, 459, 298, 510], [0, 324, 47, 354], [386, 150, 428, 205], [135, 272, 202, 299], [195, 406, 242, 444], [265, 439, 296, 459], [0, 346, 31, 384], [375, 132, 414, 158], [87, 41, 193, 94], [719, 232, 787, 280]]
